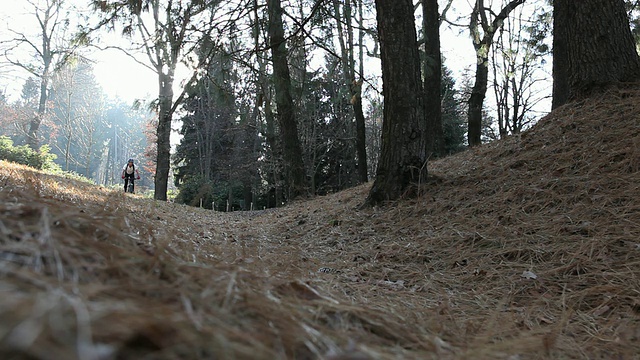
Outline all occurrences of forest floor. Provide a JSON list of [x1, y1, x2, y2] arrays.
[[1, 84, 640, 360]]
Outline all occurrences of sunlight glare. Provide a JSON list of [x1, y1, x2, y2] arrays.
[[93, 50, 156, 101]]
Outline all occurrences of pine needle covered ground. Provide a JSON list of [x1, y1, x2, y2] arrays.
[[1, 85, 639, 359]]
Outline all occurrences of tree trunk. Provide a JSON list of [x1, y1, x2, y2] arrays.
[[423, 0, 444, 157], [355, 0, 368, 183], [347, 0, 368, 183], [267, 0, 307, 200], [553, 0, 640, 107], [27, 73, 50, 150], [352, 82, 368, 182], [467, 62, 488, 146], [154, 72, 174, 201], [551, 4, 570, 110], [366, 0, 426, 205]]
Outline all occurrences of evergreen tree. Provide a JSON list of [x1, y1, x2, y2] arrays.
[[441, 66, 466, 155], [48, 60, 106, 176], [297, 62, 359, 195], [174, 48, 238, 209]]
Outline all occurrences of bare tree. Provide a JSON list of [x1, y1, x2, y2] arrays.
[[2, 0, 84, 149], [467, 0, 525, 147], [490, 5, 549, 138]]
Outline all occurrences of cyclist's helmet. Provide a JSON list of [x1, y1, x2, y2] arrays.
[[128, 158, 134, 163]]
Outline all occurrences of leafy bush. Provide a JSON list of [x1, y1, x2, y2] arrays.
[[0, 136, 61, 171]]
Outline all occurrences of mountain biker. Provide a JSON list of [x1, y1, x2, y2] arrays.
[[121, 158, 140, 193]]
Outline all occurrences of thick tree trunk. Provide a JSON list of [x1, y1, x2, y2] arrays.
[[553, 0, 640, 107], [154, 73, 174, 201], [367, 0, 426, 205], [267, 0, 307, 200], [423, 0, 444, 157]]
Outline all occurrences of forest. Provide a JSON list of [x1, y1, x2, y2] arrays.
[[5, 0, 631, 209]]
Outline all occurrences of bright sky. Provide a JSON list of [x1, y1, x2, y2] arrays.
[[91, 35, 158, 101], [0, 0, 159, 102], [96, 60, 156, 102]]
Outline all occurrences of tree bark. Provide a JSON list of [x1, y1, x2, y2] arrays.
[[553, 0, 640, 107], [366, 0, 426, 205], [423, 0, 444, 157], [154, 72, 174, 201], [467, 62, 488, 146], [27, 73, 50, 150], [551, 3, 569, 110], [267, 0, 307, 200], [352, 81, 368, 182]]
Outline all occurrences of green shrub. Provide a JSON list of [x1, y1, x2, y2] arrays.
[[0, 136, 61, 171]]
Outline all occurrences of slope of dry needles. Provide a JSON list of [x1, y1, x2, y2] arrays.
[[1, 85, 640, 359]]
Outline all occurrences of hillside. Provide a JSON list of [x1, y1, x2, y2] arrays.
[[1, 85, 639, 359]]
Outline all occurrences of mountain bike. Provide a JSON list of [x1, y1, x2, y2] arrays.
[[124, 176, 139, 194], [126, 178, 135, 193]]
